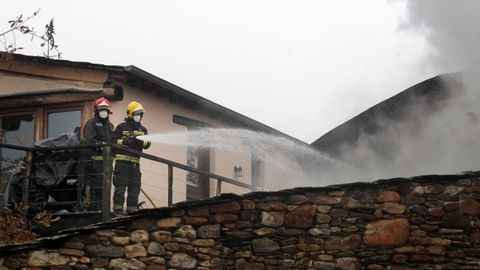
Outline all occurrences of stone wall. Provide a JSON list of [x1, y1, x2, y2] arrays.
[[2, 173, 480, 269]]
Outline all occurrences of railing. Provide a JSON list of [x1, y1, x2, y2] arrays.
[[0, 142, 255, 221]]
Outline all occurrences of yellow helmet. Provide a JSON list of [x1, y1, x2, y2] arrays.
[[127, 101, 145, 118]]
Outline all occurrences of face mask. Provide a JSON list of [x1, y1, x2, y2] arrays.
[[133, 114, 142, 122], [99, 110, 109, 119]]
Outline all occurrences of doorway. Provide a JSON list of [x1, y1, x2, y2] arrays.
[[173, 115, 211, 201], [186, 142, 210, 201]]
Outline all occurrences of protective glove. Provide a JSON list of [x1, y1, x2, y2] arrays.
[[123, 133, 137, 146]]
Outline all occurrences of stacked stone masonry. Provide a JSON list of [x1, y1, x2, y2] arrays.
[[2, 174, 480, 269]]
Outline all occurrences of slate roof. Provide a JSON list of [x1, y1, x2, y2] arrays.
[[311, 73, 463, 157]]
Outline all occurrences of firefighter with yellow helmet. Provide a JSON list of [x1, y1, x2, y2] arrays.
[[112, 101, 151, 214]]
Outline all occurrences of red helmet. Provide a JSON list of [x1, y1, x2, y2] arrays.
[[94, 97, 111, 111]]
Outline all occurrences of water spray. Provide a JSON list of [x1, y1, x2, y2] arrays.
[[137, 128, 339, 188]]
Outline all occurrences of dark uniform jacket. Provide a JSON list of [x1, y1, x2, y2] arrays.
[[83, 116, 115, 159], [113, 119, 151, 163]]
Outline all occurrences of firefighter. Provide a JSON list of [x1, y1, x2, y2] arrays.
[[112, 101, 151, 214], [83, 97, 115, 209]]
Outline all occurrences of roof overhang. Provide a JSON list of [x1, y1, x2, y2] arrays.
[[0, 87, 122, 109]]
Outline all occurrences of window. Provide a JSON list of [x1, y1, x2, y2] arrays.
[[0, 113, 35, 194], [45, 108, 82, 139]]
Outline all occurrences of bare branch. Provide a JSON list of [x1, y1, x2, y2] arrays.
[[0, 8, 61, 58]]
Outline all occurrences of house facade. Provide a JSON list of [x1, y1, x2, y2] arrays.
[[0, 52, 309, 207]]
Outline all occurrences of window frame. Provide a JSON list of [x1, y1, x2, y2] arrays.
[[0, 109, 39, 142], [42, 104, 84, 139], [0, 102, 88, 142]]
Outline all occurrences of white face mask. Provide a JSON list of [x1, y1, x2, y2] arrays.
[[133, 114, 142, 122], [99, 110, 109, 119]]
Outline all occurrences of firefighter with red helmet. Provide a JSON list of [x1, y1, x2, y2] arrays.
[[112, 101, 151, 214], [83, 97, 115, 209]]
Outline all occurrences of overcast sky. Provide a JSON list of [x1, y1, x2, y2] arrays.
[[1, 0, 449, 143]]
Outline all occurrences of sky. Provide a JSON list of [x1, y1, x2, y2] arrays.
[[0, 1, 450, 143]]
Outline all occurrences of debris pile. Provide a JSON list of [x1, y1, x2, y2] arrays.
[[0, 207, 36, 244]]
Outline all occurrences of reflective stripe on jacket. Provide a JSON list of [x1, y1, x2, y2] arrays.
[[113, 119, 150, 163], [115, 154, 140, 163]]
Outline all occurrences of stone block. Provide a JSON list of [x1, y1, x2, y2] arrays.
[[64, 241, 84, 250], [174, 225, 196, 239], [427, 246, 446, 255], [381, 203, 406, 214], [313, 261, 335, 270], [460, 198, 480, 215], [184, 216, 208, 225], [59, 248, 84, 257], [287, 195, 308, 205], [95, 230, 115, 237], [169, 253, 197, 269], [312, 195, 339, 205], [210, 202, 241, 213], [241, 199, 256, 209], [109, 258, 145, 269], [261, 211, 285, 227], [125, 243, 147, 258], [316, 213, 331, 224], [27, 250, 70, 267], [156, 217, 181, 228], [240, 210, 259, 221], [285, 205, 315, 229], [257, 201, 288, 211], [423, 184, 445, 194], [85, 244, 125, 257], [324, 235, 361, 251], [340, 197, 363, 208], [147, 242, 166, 256], [225, 230, 254, 239], [377, 190, 400, 203], [151, 230, 172, 243], [401, 194, 425, 205], [209, 213, 238, 222], [363, 218, 409, 247], [441, 212, 473, 229], [255, 228, 276, 236], [336, 257, 360, 270], [130, 230, 149, 243], [252, 238, 280, 253], [197, 224, 221, 238], [111, 236, 130, 246], [192, 239, 215, 247], [146, 264, 166, 270], [186, 206, 209, 217], [297, 243, 321, 252], [164, 242, 180, 251]]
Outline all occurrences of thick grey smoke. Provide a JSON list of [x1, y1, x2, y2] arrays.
[[312, 1, 480, 184], [401, 0, 480, 74]]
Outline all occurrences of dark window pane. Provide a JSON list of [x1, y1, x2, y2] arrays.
[[1, 114, 35, 193], [48, 110, 81, 138]]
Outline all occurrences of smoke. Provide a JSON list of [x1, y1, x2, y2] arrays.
[[400, 0, 480, 74], [140, 2, 480, 188], [310, 1, 480, 183]]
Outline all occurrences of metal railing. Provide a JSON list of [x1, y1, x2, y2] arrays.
[[0, 142, 255, 221]]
